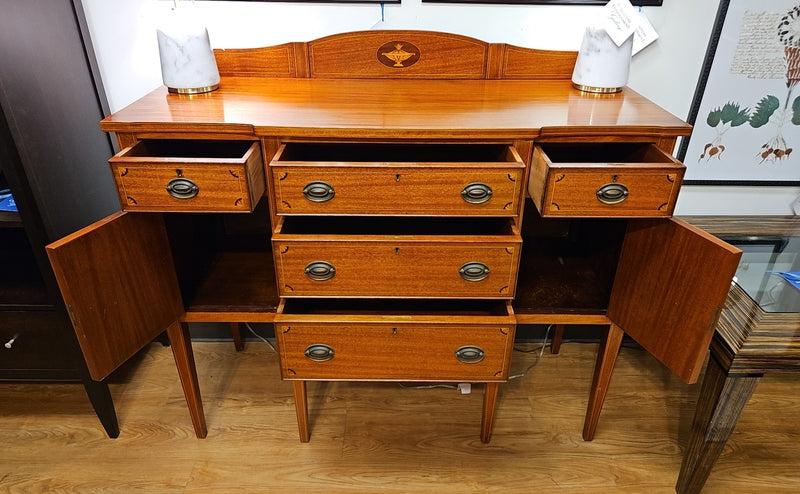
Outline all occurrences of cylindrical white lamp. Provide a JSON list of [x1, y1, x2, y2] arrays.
[[571, 25, 634, 94], [156, 5, 220, 94]]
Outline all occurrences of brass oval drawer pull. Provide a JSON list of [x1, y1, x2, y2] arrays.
[[461, 182, 493, 204], [304, 344, 335, 362], [166, 178, 199, 199], [302, 181, 335, 202], [596, 183, 629, 205], [305, 261, 336, 281], [459, 262, 490, 282], [455, 346, 485, 364]]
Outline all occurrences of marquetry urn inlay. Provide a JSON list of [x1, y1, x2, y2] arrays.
[[377, 41, 420, 68]]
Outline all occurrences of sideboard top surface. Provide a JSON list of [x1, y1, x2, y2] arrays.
[[101, 78, 690, 139], [100, 30, 689, 140]]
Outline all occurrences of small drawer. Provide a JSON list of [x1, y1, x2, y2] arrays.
[[528, 143, 684, 217], [109, 139, 265, 212], [275, 299, 515, 381], [272, 217, 521, 298], [0, 311, 75, 371], [271, 142, 525, 216]]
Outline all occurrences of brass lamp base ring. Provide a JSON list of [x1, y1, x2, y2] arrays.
[[572, 83, 624, 94], [167, 84, 220, 95]]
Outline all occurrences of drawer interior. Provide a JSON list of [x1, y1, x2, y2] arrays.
[[281, 298, 510, 317], [122, 139, 254, 160], [538, 143, 674, 164], [280, 216, 515, 236], [276, 142, 518, 164]]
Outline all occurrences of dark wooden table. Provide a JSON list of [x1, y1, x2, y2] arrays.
[[677, 216, 800, 493]]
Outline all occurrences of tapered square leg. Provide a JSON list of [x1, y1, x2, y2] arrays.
[[230, 322, 244, 352], [583, 324, 623, 441], [481, 382, 500, 443], [166, 321, 207, 438], [550, 324, 565, 354], [292, 380, 310, 442]]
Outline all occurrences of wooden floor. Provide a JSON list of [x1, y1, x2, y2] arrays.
[[1, 339, 799, 493]]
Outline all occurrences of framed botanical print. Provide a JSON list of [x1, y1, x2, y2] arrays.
[[678, 0, 800, 185]]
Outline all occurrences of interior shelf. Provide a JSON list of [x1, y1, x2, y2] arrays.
[[513, 205, 625, 316], [167, 203, 280, 321], [185, 250, 279, 315]]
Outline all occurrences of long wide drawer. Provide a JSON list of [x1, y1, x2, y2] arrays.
[[528, 143, 684, 217], [272, 217, 522, 298], [270, 142, 525, 216], [109, 139, 265, 212], [275, 299, 515, 381]]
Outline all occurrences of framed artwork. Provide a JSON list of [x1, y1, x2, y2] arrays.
[[207, 0, 399, 3], [421, 1, 661, 4], [678, 0, 800, 185]]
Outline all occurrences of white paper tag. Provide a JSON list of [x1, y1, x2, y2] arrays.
[[601, 0, 640, 47], [632, 10, 659, 55]]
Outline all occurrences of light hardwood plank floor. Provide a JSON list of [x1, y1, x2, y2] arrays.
[[1, 340, 798, 493]]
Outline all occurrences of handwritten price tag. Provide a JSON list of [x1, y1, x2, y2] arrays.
[[601, 0, 640, 47], [632, 10, 659, 55]]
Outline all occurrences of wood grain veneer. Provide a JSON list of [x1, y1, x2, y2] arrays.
[[109, 140, 265, 212], [100, 79, 690, 140], [275, 320, 514, 381], [529, 143, 684, 218], [270, 142, 525, 217]]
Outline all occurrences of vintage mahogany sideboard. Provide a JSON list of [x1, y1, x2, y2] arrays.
[[44, 31, 741, 443]]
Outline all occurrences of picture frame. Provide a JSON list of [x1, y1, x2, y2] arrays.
[[678, 0, 800, 186], [421, 0, 661, 4], [207, 0, 399, 3]]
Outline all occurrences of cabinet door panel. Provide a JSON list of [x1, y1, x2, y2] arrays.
[[608, 218, 741, 383], [46, 211, 183, 380]]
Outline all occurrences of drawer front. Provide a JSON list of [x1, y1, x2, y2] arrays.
[[270, 142, 525, 216], [529, 143, 684, 218], [0, 311, 76, 371], [109, 140, 265, 212], [542, 169, 681, 217], [273, 238, 521, 298], [275, 322, 515, 381], [272, 166, 524, 216]]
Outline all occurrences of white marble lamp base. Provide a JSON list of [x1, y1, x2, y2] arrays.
[[571, 26, 633, 94], [157, 12, 220, 95]]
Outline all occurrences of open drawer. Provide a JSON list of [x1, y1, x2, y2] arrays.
[[275, 298, 515, 381], [109, 139, 265, 212], [528, 143, 684, 218], [272, 216, 522, 298], [270, 142, 525, 216]]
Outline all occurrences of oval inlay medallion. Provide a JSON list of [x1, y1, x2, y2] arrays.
[[377, 41, 420, 68]]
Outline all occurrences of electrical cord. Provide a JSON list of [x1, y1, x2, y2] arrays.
[[508, 324, 552, 380], [243, 322, 277, 352]]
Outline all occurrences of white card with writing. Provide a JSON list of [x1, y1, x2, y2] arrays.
[[601, 0, 640, 47], [632, 10, 659, 55]]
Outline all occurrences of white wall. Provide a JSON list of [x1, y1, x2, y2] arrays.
[[80, 0, 799, 215]]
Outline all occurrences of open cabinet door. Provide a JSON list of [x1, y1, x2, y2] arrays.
[[608, 218, 742, 383], [46, 211, 183, 380]]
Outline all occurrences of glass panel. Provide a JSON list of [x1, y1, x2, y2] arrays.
[[723, 236, 800, 313]]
